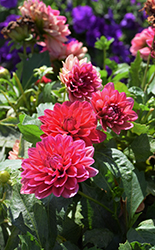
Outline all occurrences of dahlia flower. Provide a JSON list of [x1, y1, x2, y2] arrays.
[[8, 140, 23, 160], [39, 101, 106, 146], [21, 134, 98, 199], [130, 27, 155, 60], [59, 54, 102, 101], [65, 39, 88, 60], [19, 0, 70, 60], [91, 82, 138, 135]]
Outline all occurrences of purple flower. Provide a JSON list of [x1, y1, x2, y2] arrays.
[[0, 0, 17, 8], [120, 13, 136, 29], [72, 6, 95, 33], [0, 41, 20, 70], [112, 40, 131, 63]]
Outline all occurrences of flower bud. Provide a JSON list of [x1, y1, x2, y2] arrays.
[[0, 66, 10, 80], [0, 171, 10, 184]]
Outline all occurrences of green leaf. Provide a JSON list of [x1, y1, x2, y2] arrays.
[[0, 159, 22, 171], [119, 240, 132, 250], [112, 63, 130, 83], [9, 183, 41, 239], [131, 122, 149, 135], [130, 241, 154, 250], [36, 102, 54, 117], [43, 82, 57, 103], [127, 219, 155, 246], [94, 148, 134, 181], [95, 36, 114, 50], [114, 81, 130, 94], [122, 169, 147, 219], [84, 228, 113, 249], [21, 51, 51, 90], [147, 78, 155, 95], [130, 134, 151, 162], [0, 116, 18, 127], [18, 113, 43, 144], [18, 231, 41, 250], [128, 51, 143, 87], [4, 226, 20, 250], [33, 203, 49, 247], [61, 241, 80, 250]]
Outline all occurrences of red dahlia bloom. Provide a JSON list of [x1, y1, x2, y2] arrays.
[[21, 134, 98, 199], [59, 54, 102, 101], [91, 82, 138, 134], [39, 101, 106, 146]]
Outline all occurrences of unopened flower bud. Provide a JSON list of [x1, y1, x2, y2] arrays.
[[0, 171, 10, 184], [0, 66, 10, 80]]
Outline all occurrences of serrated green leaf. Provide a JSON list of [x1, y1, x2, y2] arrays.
[[119, 240, 131, 250], [84, 228, 113, 249], [131, 122, 149, 135], [128, 51, 143, 87], [36, 103, 54, 117], [94, 148, 134, 181], [128, 219, 155, 246]]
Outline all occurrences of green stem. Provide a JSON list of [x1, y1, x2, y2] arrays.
[[78, 190, 113, 214], [144, 71, 155, 93], [13, 73, 31, 113], [141, 52, 151, 91], [23, 43, 27, 57], [103, 48, 106, 70], [0, 90, 18, 116]]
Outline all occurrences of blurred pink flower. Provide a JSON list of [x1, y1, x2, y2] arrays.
[[91, 82, 138, 134], [39, 101, 106, 146], [65, 40, 88, 60], [21, 134, 98, 199], [41, 39, 88, 61], [130, 26, 155, 60], [8, 140, 23, 160], [59, 54, 102, 101], [19, 0, 70, 60]]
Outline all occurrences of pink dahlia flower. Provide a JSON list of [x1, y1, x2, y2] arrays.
[[65, 40, 88, 60], [130, 26, 155, 60], [59, 54, 102, 101], [8, 140, 23, 160], [91, 82, 138, 135], [39, 101, 106, 146], [19, 0, 70, 60], [21, 134, 98, 199]]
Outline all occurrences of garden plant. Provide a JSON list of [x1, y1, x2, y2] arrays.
[[0, 0, 155, 249]]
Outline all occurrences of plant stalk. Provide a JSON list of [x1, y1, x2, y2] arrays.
[[78, 190, 113, 214]]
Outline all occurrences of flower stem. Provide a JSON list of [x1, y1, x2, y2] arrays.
[[78, 190, 113, 214], [141, 52, 151, 91], [144, 71, 155, 93], [0, 90, 18, 117], [13, 73, 31, 113], [103, 48, 106, 70]]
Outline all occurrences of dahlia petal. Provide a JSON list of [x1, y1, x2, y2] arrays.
[[52, 185, 64, 197], [64, 177, 77, 190], [54, 175, 68, 187], [35, 187, 53, 199], [66, 166, 77, 177], [61, 184, 79, 198], [76, 164, 87, 178], [86, 166, 99, 177]]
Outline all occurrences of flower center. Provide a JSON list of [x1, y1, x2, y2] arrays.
[[107, 104, 121, 120], [63, 117, 76, 131]]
